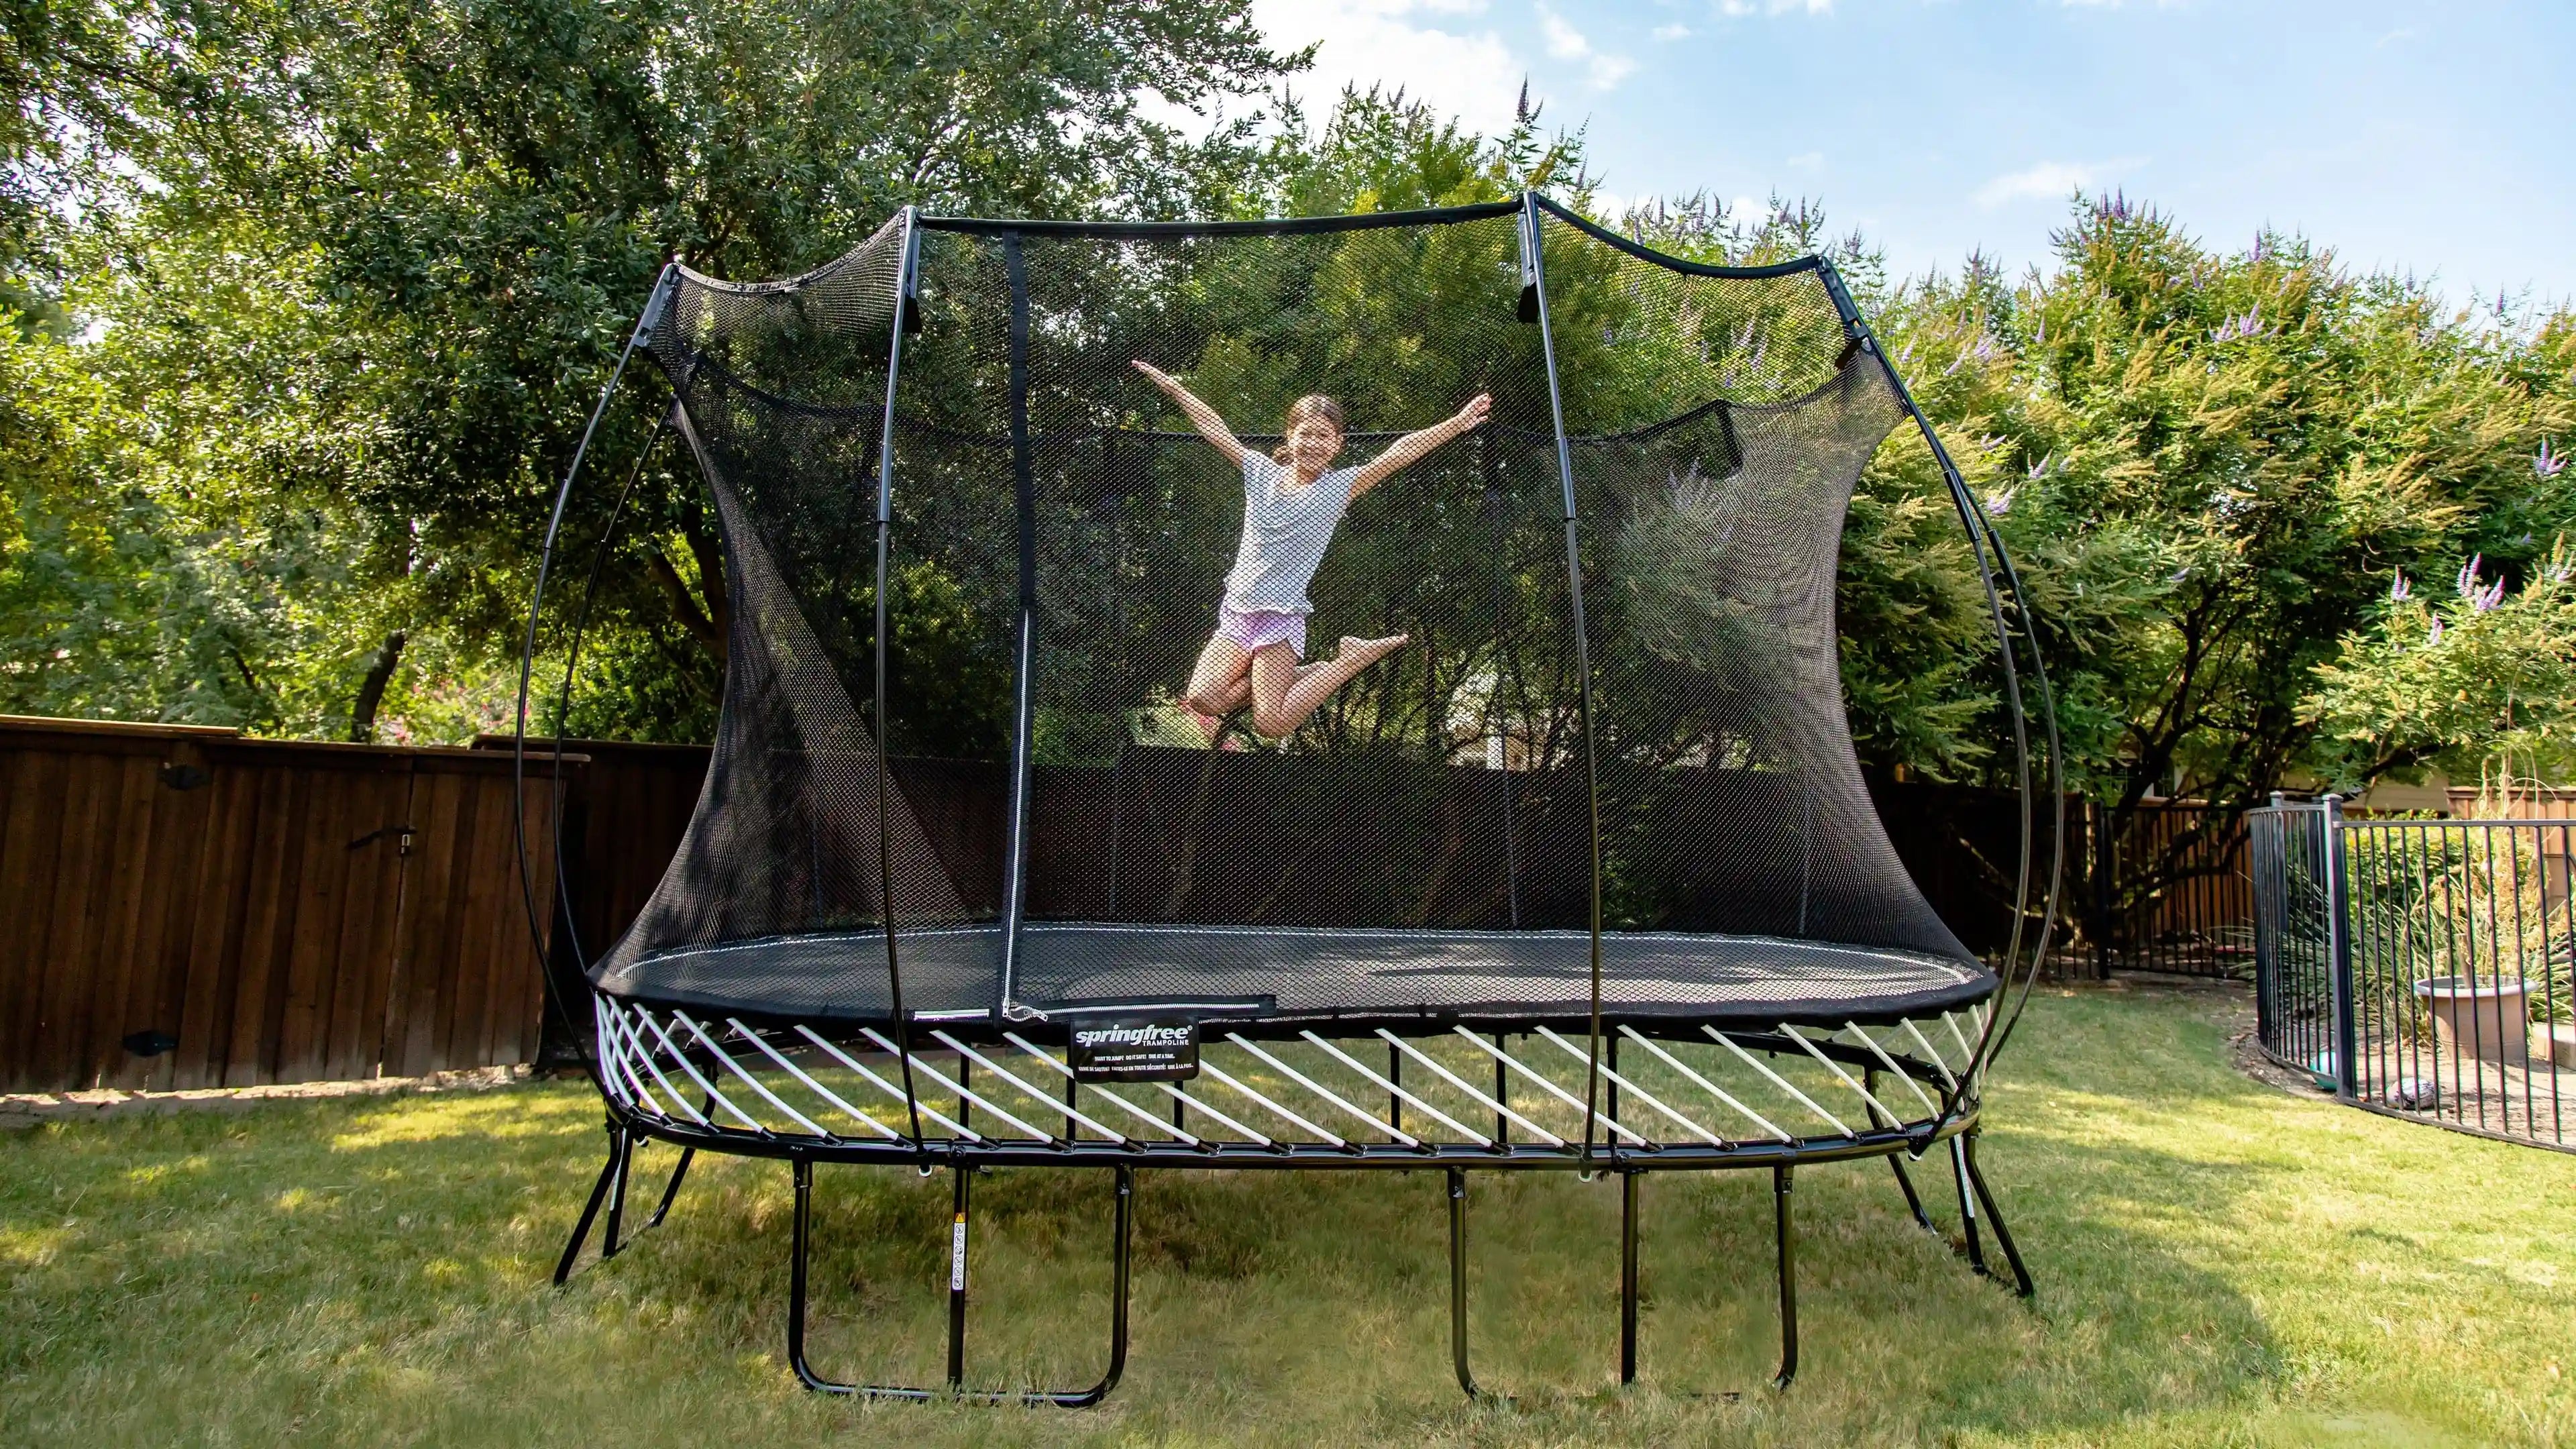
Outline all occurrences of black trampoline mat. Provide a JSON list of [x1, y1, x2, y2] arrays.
[[592, 921, 1994, 1028]]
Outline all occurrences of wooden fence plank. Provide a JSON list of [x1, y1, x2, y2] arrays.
[[224, 762, 301, 1086], [1, 750, 70, 1090], [34, 753, 112, 1091], [81, 755, 162, 1089], [173, 760, 258, 1089]]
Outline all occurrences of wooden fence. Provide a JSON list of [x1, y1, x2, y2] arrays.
[[5, 712, 2284, 1092], [1, 716, 570, 1093]]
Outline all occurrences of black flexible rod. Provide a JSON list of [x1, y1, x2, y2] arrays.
[[1523, 191, 1611, 1170], [513, 262, 675, 1098], [873, 210, 928, 1152]]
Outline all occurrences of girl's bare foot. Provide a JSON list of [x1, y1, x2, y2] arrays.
[[1337, 633, 1411, 667]]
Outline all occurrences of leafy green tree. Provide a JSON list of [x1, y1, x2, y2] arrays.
[[2306, 539, 2576, 786]]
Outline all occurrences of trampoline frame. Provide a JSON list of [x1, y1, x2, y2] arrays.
[[513, 190, 2062, 1403]]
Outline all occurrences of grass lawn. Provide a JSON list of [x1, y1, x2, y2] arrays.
[[5, 981, 2573, 1447]]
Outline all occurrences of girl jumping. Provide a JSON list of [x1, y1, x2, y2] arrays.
[[1133, 360, 1492, 740]]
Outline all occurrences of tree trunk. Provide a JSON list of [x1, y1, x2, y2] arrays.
[[348, 629, 407, 742]]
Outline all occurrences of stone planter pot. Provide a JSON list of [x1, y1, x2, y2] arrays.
[[2413, 975, 2531, 1063]]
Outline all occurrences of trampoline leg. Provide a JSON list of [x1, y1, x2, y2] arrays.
[[949, 1165, 969, 1389], [1772, 1164, 1797, 1392], [1619, 1170, 1640, 1385], [1888, 1155, 1935, 1232], [786, 1158, 1134, 1405], [649, 1093, 712, 1231], [1866, 1067, 1934, 1232], [1950, 1136, 1990, 1277], [647, 1146, 695, 1230], [601, 1129, 636, 1259], [1446, 1167, 1485, 1402], [1961, 1132, 2035, 1299], [553, 1123, 622, 1287]]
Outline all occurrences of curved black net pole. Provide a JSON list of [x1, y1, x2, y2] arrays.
[[1970, 513, 2066, 1065], [513, 262, 677, 1097], [1522, 191, 1609, 1169], [874, 208, 928, 1151], [1817, 259, 2063, 1091], [543, 405, 674, 982]]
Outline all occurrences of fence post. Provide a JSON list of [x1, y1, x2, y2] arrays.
[[2323, 794, 2359, 1102]]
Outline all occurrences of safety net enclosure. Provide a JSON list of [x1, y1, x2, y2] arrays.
[[528, 193, 2057, 1402], [592, 197, 1983, 1031]]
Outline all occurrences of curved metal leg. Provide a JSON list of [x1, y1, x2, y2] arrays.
[[1949, 1135, 1990, 1276], [647, 1147, 694, 1229], [788, 1159, 1132, 1405], [553, 1122, 623, 1287], [1960, 1132, 2035, 1299], [1866, 1069, 1935, 1231], [601, 1128, 637, 1258], [1772, 1165, 1797, 1391]]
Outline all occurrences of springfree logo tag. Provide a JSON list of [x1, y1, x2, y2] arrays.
[[1067, 1017, 1199, 1083]]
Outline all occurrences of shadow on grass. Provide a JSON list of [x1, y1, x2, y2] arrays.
[[1, 989, 2565, 1446]]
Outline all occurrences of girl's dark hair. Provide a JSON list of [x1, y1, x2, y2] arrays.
[[1272, 394, 1347, 466]]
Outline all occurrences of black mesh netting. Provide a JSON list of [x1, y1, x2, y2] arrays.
[[590, 201, 1988, 1027]]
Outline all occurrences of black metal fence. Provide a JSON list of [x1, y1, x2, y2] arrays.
[[2095, 800, 2253, 979], [2251, 796, 2576, 1152]]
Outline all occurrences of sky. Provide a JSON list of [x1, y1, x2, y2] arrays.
[[1247, 0, 2575, 305]]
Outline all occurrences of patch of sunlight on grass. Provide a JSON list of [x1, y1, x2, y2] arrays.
[[5, 986, 2576, 1447]]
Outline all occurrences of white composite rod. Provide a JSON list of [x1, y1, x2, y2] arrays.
[[1903, 1019, 1961, 1089], [1145, 1080, 1269, 1145], [1843, 1022, 1942, 1118], [1449, 1028, 1649, 1146], [1378, 1030, 1565, 1145], [1615, 1026, 1787, 1142], [1534, 1026, 1725, 1146], [673, 1012, 832, 1139], [792, 1026, 980, 1140], [1224, 1033, 1418, 1146], [602, 1003, 687, 1121], [635, 1008, 766, 1132], [1000, 1033, 1201, 1146], [729, 1019, 899, 1140], [1777, 1024, 1906, 1127], [1301, 1032, 1489, 1145], [1195, 1060, 1346, 1148], [859, 1028, 1051, 1141], [1700, 1027, 1850, 1137], [931, 1031, 1124, 1143]]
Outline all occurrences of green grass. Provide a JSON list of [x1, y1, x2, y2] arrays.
[[5, 984, 2574, 1447]]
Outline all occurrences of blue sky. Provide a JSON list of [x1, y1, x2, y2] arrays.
[[1250, 1, 2574, 303]]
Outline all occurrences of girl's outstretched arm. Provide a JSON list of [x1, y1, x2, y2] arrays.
[[1348, 393, 1491, 497], [1133, 360, 1249, 468]]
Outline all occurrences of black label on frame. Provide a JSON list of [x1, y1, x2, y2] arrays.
[[1067, 1017, 1199, 1082]]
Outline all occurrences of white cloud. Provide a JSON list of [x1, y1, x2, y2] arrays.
[[1785, 150, 1823, 171], [1253, 0, 1525, 136], [1652, 23, 1693, 41], [1974, 157, 2147, 209], [1717, 0, 1833, 15], [1538, 7, 1636, 90]]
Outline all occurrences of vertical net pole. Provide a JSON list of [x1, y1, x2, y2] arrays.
[[1522, 191, 1609, 1167], [998, 231, 1038, 1019], [875, 208, 927, 1148]]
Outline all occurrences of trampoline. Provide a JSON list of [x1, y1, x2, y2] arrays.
[[518, 192, 2062, 1403]]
